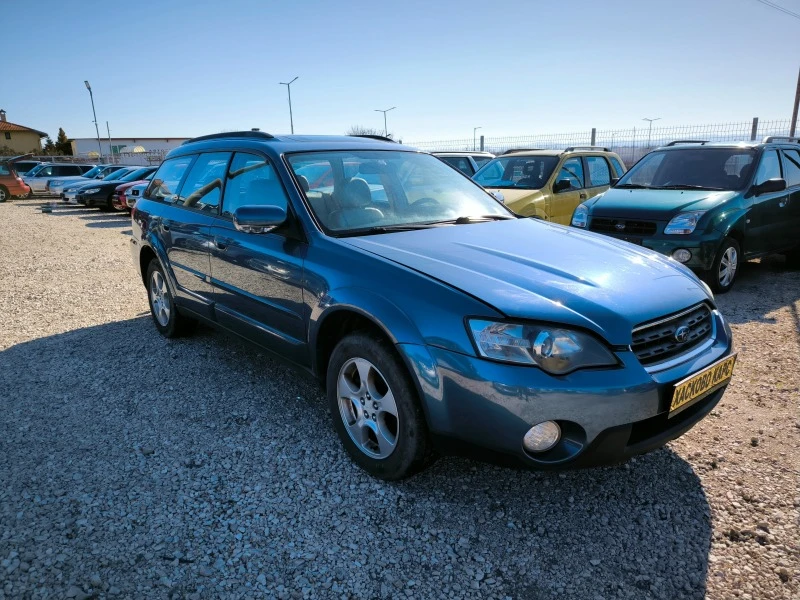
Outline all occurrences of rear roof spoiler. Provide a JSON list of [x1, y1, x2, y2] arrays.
[[761, 135, 800, 143]]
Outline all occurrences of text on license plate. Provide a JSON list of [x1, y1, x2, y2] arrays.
[[670, 354, 737, 416]]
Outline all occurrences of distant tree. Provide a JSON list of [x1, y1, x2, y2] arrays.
[[0, 145, 19, 156], [55, 128, 72, 155], [41, 136, 57, 155], [346, 125, 390, 137]]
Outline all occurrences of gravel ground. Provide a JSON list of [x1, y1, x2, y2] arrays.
[[0, 199, 797, 600]]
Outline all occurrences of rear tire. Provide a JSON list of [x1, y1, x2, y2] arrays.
[[0, 186, 8, 203], [786, 246, 800, 269], [145, 259, 196, 338], [703, 237, 740, 294], [327, 332, 430, 480]]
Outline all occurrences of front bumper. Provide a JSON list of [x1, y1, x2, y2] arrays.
[[76, 193, 103, 207], [404, 309, 733, 469]]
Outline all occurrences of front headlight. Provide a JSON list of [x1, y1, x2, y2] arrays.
[[664, 211, 705, 235], [81, 188, 101, 194], [571, 203, 588, 228], [51, 180, 62, 186], [467, 319, 618, 374]]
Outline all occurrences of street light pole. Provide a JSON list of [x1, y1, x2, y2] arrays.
[[84, 80, 103, 159], [473, 126, 482, 151], [374, 107, 396, 137], [279, 76, 298, 134], [106, 121, 113, 161], [642, 117, 661, 150]]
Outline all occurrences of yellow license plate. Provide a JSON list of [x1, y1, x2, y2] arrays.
[[670, 354, 737, 416]]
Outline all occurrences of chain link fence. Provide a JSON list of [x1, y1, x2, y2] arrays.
[[408, 118, 793, 166]]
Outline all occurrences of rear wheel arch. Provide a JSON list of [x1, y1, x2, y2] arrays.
[[139, 246, 158, 288]]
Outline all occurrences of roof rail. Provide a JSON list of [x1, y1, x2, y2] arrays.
[[500, 148, 545, 155], [761, 135, 800, 143], [182, 130, 275, 145], [665, 140, 709, 146], [348, 134, 397, 143], [564, 146, 610, 152]]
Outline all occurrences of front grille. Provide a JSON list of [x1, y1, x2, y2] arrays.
[[631, 303, 713, 365], [590, 217, 657, 236]]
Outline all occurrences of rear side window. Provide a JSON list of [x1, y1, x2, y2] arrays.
[[145, 156, 195, 201], [782, 149, 800, 187], [176, 152, 231, 212], [37, 166, 54, 177], [610, 157, 626, 176], [0, 165, 10, 176], [585, 156, 611, 186], [440, 156, 474, 176], [754, 150, 782, 185], [221, 153, 288, 218], [556, 157, 584, 189]]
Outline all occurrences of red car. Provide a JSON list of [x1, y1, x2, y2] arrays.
[[112, 174, 154, 211], [0, 155, 33, 202]]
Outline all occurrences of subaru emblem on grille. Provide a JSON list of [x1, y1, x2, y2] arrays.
[[614, 222, 625, 230], [674, 325, 690, 343]]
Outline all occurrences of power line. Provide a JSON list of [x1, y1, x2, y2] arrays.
[[753, 0, 800, 20]]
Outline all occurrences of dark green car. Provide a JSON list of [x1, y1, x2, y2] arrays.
[[570, 137, 800, 292]]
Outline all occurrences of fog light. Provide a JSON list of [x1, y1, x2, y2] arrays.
[[672, 248, 692, 263], [523, 421, 561, 453]]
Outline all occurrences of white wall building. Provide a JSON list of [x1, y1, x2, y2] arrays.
[[70, 137, 189, 163]]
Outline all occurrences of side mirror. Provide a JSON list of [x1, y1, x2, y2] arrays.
[[233, 204, 287, 233], [553, 179, 572, 193], [489, 190, 505, 203], [752, 178, 787, 196], [610, 177, 620, 186]]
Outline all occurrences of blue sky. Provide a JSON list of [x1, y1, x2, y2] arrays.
[[4, 0, 799, 143]]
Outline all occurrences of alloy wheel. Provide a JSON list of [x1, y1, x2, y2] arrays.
[[718, 246, 738, 287], [337, 357, 399, 459], [0, 188, 7, 202], [149, 270, 171, 326]]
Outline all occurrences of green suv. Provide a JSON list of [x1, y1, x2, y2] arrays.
[[571, 137, 800, 292]]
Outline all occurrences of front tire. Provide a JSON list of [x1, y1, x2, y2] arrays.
[[145, 259, 196, 338], [0, 186, 8, 203], [703, 237, 740, 294], [327, 332, 430, 480]]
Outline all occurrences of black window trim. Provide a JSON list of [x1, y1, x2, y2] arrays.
[[779, 147, 800, 188]]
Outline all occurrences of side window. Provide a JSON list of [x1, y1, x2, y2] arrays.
[[781, 149, 800, 187], [556, 157, 584, 189], [0, 165, 9, 175], [144, 155, 195, 201], [754, 150, 782, 185], [176, 152, 231, 212], [610, 157, 626, 177], [221, 153, 289, 218], [585, 156, 611, 186], [38, 166, 53, 177]]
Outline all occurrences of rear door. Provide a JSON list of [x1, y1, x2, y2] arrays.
[[143, 153, 218, 318], [209, 152, 308, 364], [549, 156, 586, 224], [779, 148, 800, 251], [583, 155, 613, 200], [747, 149, 787, 255]]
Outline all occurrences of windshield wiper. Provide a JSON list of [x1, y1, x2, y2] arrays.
[[436, 214, 517, 225], [652, 184, 725, 191], [615, 183, 653, 189], [342, 223, 443, 236]]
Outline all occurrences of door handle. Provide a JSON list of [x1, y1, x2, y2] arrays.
[[579, 193, 587, 200]]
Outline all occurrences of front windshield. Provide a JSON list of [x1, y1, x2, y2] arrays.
[[103, 168, 133, 180], [26, 164, 47, 177], [120, 168, 152, 182], [617, 148, 757, 191], [473, 156, 559, 189], [287, 151, 512, 234], [82, 165, 105, 178]]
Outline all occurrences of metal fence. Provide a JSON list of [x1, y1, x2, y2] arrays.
[[18, 151, 166, 166], [408, 118, 793, 165]]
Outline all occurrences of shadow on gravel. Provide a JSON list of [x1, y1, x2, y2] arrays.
[[85, 221, 130, 229], [0, 318, 712, 600], [715, 256, 800, 327]]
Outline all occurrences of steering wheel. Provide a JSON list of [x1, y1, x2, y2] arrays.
[[413, 197, 440, 207]]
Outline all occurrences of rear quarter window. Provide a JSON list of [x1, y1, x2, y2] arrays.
[[145, 155, 196, 201]]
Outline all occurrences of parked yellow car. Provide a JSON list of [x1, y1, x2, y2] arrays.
[[473, 147, 627, 224]]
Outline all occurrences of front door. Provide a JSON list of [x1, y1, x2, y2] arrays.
[[208, 152, 308, 365], [747, 149, 789, 255], [549, 156, 586, 225], [779, 148, 800, 251]]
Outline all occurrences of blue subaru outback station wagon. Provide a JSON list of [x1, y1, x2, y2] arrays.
[[131, 131, 735, 480]]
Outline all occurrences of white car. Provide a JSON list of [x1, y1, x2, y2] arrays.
[[23, 163, 95, 194], [51, 164, 132, 196], [124, 181, 149, 208]]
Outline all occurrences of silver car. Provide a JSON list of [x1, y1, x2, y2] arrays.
[[50, 164, 131, 196], [23, 163, 95, 194]]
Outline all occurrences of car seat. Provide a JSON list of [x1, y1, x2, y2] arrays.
[[329, 177, 384, 229]]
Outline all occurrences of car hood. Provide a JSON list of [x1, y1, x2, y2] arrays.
[[342, 219, 711, 345], [588, 188, 738, 220]]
